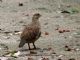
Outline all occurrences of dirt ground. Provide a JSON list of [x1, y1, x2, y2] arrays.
[[0, 0, 80, 60]]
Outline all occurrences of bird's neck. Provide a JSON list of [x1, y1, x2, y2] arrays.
[[32, 20, 40, 26], [32, 20, 39, 25], [32, 18, 39, 24]]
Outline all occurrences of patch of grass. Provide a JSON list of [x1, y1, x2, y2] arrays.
[[61, 7, 79, 14], [35, 7, 52, 12]]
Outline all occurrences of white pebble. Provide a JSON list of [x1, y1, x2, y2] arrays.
[[58, 55, 64, 58], [13, 51, 21, 57], [0, 57, 9, 60]]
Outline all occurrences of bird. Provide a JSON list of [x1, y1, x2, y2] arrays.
[[18, 13, 41, 50]]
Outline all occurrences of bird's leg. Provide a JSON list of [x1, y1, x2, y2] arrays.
[[33, 42, 36, 49], [28, 43, 31, 50]]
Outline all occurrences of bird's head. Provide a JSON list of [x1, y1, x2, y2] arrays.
[[32, 13, 41, 21]]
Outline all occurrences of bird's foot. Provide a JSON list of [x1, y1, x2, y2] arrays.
[[29, 48, 36, 50]]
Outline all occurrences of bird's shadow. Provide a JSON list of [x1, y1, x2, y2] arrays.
[[21, 48, 41, 51], [19, 48, 44, 57]]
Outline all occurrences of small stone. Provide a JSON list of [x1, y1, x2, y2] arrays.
[[64, 45, 72, 51], [58, 58, 62, 60], [65, 45, 69, 48], [58, 30, 64, 33], [65, 48, 72, 51], [19, 3, 23, 6], [69, 58, 75, 60], [58, 55, 64, 58], [75, 48, 80, 51]]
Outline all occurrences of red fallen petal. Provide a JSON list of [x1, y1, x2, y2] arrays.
[[45, 32, 49, 35]]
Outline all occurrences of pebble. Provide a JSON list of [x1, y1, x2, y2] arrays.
[[58, 55, 64, 58], [69, 58, 75, 60], [64, 46, 72, 51], [0, 57, 9, 60], [58, 58, 62, 60], [19, 3, 23, 6], [75, 48, 80, 51]]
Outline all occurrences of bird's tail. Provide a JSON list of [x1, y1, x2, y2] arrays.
[[18, 40, 26, 48]]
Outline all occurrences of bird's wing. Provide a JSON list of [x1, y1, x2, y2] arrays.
[[20, 25, 41, 40]]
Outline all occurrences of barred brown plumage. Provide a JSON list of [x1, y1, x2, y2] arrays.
[[19, 13, 41, 50]]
